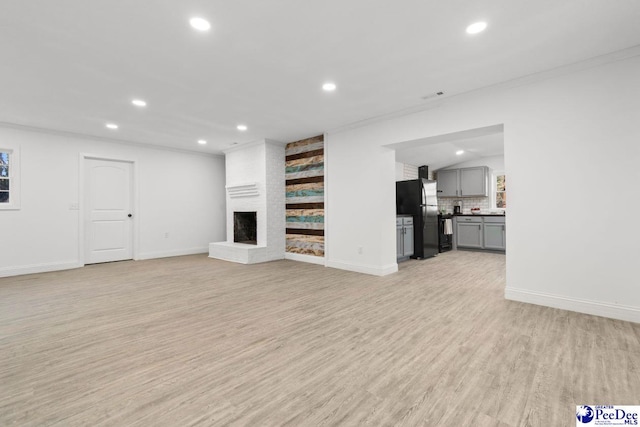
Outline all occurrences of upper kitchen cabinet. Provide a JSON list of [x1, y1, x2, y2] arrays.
[[436, 166, 489, 197], [436, 169, 458, 197], [460, 167, 488, 196]]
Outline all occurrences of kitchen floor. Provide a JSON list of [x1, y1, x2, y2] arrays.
[[1, 252, 638, 426]]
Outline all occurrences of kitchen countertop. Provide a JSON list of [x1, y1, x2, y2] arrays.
[[452, 213, 506, 217]]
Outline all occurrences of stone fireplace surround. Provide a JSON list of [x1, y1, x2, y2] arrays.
[[209, 139, 285, 264]]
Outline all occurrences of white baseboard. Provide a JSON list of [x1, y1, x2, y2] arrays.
[[1, 248, 212, 278], [326, 259, 398, 277], [285, 252, 325, 266], [0, 261, 82, 278], [505, 287, 640, 324], [137, 247, 208, 261]]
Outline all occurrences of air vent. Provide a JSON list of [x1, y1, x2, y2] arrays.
[[421, 91, 444, 100]]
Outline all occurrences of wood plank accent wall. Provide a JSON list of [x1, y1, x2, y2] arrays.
[[285, 135, 324, 257]]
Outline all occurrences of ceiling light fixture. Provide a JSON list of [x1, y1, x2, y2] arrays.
[[131, 99, 147, 107], [190, 17, 211, 32], [105, 123, 119, 130], [236, 124, 248, 131], [456, 150, 465, 155], [322, 82, 337, 92], [198, 140, 207, 145], [466, 21, 487, 34]]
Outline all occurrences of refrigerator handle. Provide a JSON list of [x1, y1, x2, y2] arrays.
[[422, 185, 427, 226]]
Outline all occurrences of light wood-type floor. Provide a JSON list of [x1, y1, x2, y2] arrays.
[[1, 251, 639, 426]]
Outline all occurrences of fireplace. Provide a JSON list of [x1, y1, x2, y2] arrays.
[[209, 140, 285, 264], [234, 211, 257, 245]]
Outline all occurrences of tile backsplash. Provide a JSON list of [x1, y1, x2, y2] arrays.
[[437, 197, 491, 214]]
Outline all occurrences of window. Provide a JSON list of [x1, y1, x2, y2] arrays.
[[0, 147, 20, 210], [494, 171, 506, 209], [0, 151, 8, 202]]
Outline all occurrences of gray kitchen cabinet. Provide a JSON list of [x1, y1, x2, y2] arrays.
[[436, 169, 458, 197], [456, 218, 483, 249], [460, 167, 488, 196], [454, 215, 506, 251], [403, 222, 414, 256], [396, 220, 403, 256], [436, 166, 489, 197], [396, 216, 414, 259], [483, 217, 506, 250]]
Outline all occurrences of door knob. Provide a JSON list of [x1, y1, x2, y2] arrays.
[[128, 214, 132, 218]]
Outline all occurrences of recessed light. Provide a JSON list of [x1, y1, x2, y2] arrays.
[[198, 140, 207, 145], [105, 123, 118, 130], [132, 99, 147, 107], [190, 17, 211, 32], [236, 124, 248, 131], [466, 22, 487, 34], [456, 150, 465, 155], [322, 82, 337, 92]]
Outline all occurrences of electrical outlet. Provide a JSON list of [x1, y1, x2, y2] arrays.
[[358, 246, 363, 255], [164, 232, 169, 238]]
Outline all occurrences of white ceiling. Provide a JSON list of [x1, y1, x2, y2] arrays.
[[1, 1, 639, 155], [392, 125, 504, 171]]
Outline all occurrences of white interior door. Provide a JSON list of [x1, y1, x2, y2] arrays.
[[84, 158, 133, 264]]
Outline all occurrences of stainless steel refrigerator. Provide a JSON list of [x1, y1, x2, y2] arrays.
[[396, 179, 439, 259]]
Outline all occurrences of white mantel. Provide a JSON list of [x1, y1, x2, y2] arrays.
[[209, 139, 285, 264]]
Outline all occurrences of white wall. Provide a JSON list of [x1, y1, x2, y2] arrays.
[[394, 162, 404, 181], [445, 154, 505, 171], [326, 141, 398, 276], [326, 54, 640, 322], [0, 126, 226, 277]]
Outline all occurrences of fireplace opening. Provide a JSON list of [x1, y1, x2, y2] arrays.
[[234, 211, 257, 245]]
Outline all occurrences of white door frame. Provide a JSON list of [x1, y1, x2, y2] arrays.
[[79, 153, 139, 266]]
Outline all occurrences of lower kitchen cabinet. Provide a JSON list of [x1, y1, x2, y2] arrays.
[[455, 215, 506, 251], [396, 216, 414, 259], [456, 218, 483, 249], [483, 219, 506, 250]]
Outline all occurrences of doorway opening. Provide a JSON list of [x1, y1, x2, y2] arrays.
[[387, 124, 507, 273]]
